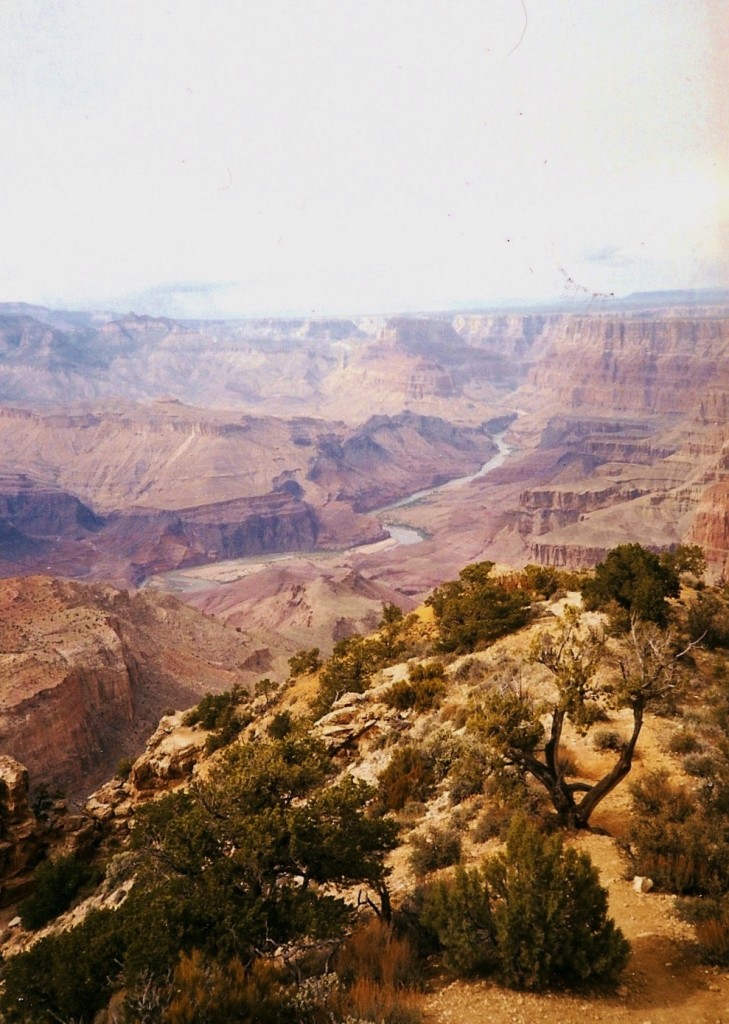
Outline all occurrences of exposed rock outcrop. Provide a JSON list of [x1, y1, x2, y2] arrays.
[[0, 577, 271, 797], [0, 756, 43, 906]]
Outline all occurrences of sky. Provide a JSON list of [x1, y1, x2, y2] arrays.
[[0, 0, 726, 318]]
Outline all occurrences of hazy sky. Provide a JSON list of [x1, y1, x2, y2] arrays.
[[0, 0, 726, 317]]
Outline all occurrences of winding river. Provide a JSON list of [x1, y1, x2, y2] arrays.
[[144, 428, 514, 593], [374, 429, 513, 545]]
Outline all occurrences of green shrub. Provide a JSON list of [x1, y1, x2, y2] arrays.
[[204, 708, 254, 753], [184, 685, 248, 729], [184, 684, 252, 752], [0, 909, 124, 1023], [116, 756, 134, 781], [421, 727, 467, 783], [686, 591, 729, 649], [383, 662, 448, 714], [427, 561, 532, 654], [419, 863, 497, 976], [288, 647, 322, 678], [420, 817, 629, 990], [267, 710, 294, 739], [581, 543, 680, 628], [448, 746, 487, 805], [254, 677, 280, 702], [409, 826, 462, 877], [19, 854, 99, 931], [520, 564, 561, 599], [312, 635, 394, 718], [408, 661, 444, 684]]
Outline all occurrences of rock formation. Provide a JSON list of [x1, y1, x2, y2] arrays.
[[0, 576, 274, 797], [0, 401, 497, 585], [0, 756, 43, 907]]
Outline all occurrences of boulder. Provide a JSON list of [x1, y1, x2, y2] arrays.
[[632, 875, 654, 893]]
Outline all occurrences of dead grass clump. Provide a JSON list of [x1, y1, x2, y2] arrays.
[[667, 729, 703, 755], [335, 917, 421, 990], [472, 803, 518, 844], [679, 897, 729, 966], [694, 906, 729, 965], [450, 657, 489, 685], [439, 701, 469, 729], [682, 752, 717, 779], [343, 978, 422, 1024], [334, 919, 423, 1023]]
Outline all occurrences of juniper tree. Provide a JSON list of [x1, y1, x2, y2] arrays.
[[469, 608, 690, 828]]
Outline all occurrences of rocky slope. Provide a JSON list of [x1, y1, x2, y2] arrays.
[[2, 589, 727, 1023], [185, 560, 418, 654], [0, 576, 276, 797]]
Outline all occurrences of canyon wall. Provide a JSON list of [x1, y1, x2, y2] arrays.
[[0, 577, 274, 796], [506, 315, 729, 572], [523, 315, 729, 418], [0, 402, 497, 584]]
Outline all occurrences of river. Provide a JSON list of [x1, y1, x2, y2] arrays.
[[143, 428, 513, 593], [374, 430, 513, 544]]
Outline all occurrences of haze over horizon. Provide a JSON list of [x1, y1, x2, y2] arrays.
[[1, 0, 727, 319]]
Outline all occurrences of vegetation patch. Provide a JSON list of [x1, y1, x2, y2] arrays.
[[409, 824, 462, 877], [19, 854, 100, 931], [382, 662, 447, 713], [376, 746, 436, 813], [419, 817, 629, 990], [183, 683, 253, 752], [427, 561, 532, 654]]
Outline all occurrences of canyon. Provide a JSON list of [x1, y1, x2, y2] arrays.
[[1, 295, 729, 794]]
